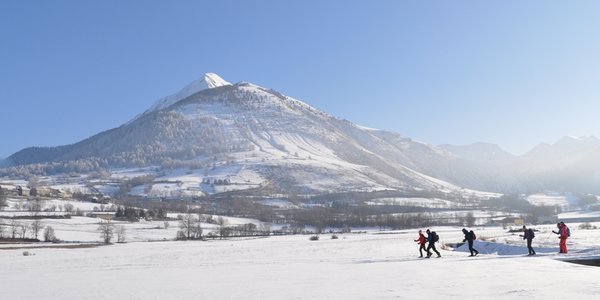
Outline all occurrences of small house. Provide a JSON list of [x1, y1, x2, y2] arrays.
[[16, 186, 30, 197], [88, 212, 115, 220], [498, 217, 525, 226]]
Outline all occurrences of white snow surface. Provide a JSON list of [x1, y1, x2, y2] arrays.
[[2, 224, 600, 299], [526, 193, 576, 209], [139, 72, 231, 118]]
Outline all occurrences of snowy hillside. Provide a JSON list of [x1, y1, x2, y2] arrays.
[[439, 142, 516, 166], [516, 136, 600, 172], [2, 73, 497, 198], [140, 72, 232, 117], [3, 73, 600, 196], [439, 136, 600, 193], [513, 136, 600, 193]]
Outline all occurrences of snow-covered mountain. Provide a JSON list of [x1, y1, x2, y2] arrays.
[[4, 73, 493, 197], [3, 73, 600, 195], [516, 136, 600, 172], [140, 72, 231, 117], [512, 136, 600, 193], [440, 136, 600, 193], [438, 142, 516, 167]]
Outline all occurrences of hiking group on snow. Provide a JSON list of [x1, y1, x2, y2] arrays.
[[414, 222, 571, 257], [414, 229, 441, 258]]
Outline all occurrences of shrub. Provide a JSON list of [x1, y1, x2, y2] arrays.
[[331, 235, 339, 239], [176, 230, 187, 240], [309, 235, 319, 241], [43, 226, 56, 242], [578, 223, 598, 230]]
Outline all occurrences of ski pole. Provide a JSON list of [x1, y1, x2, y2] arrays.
[[540, 229, 554, 247]]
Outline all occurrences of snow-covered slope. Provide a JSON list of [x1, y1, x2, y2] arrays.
[[438, 142, 516, 166], [4, 73, 600, 195], [140, 72, 231, 117], [439, 136, 600, 193], [3, 73, 490, 197], [516, 136, 600, 172], [512, 136, 600, 193]]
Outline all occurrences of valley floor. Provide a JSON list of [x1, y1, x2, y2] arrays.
[[2, 226, 600, 299]]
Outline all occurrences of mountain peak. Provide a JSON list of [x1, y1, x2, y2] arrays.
[[142, 72, 231, 115], [438, 142, 515, 166], [555, 135, 600, 146], [201, 73, 231, 89]]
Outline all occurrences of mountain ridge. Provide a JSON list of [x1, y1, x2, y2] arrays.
[[3, 73, 600, 194]]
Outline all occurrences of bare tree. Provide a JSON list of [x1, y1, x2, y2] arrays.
[[217, 216, 229, 239], [164, 221, 170, 230], [19, 223, 29, 239], [10, 219, 19, 239], [259, 223, 271, 236], [27, 176, 40, 189], [98, 220, 115, 244], [43, 226, 56, 242], [177, 213, 202, 240], [116, 225, 126, 243], [64, 203, 74, 213], [0, 223, 5, 238], [0, 188, 7, 211], [31, 220, 43, 240], [196, 222, 203, 239], [315, 222, 325, 235], [178, 214, 194, 239], [465, 212, 476, 227], [28, 198, 44, 218]]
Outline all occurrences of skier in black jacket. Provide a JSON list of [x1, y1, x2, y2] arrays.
[[520, 225, 536, 255], [425, 229, 441, 258], [462, 228, 479, 256]]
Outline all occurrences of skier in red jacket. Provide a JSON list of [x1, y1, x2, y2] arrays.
[[414, 230, 427, 258], [552, 222, 569, 254]]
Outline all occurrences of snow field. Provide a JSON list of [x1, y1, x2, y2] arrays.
[[2, 226, 600, 299], [526, 193, 574, 209]]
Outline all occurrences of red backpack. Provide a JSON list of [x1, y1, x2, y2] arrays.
[[470, 230, 476, 240]]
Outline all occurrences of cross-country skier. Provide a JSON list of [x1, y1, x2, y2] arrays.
[[425, 229, 441, 258], [462, 228, 479, 256], [414, 230, 427, 258], [552, 222, 569, 254], [520, 225, 536, 255]]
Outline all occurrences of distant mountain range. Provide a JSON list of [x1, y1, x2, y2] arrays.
[[440, 136, 600, 193], [2, 73, 599, 195]]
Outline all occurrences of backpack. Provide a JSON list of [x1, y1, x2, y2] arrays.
[[470, 230, 476, 240], [528, 228, 535, 239], [566, 226, 571, 237], [431, 231, 439, 243]]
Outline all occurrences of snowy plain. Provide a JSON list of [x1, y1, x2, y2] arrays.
[[2, 223, 600, 299]]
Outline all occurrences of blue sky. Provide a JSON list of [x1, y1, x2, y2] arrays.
[[1, 1, 600, 158]]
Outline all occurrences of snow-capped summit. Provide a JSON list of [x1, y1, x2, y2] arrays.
[[438, 142, 515, 166], [142, 72, 231, 115], [7, 72, 600, 195], [522, 135, 600, 161], [202, 72, 231, 88]]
